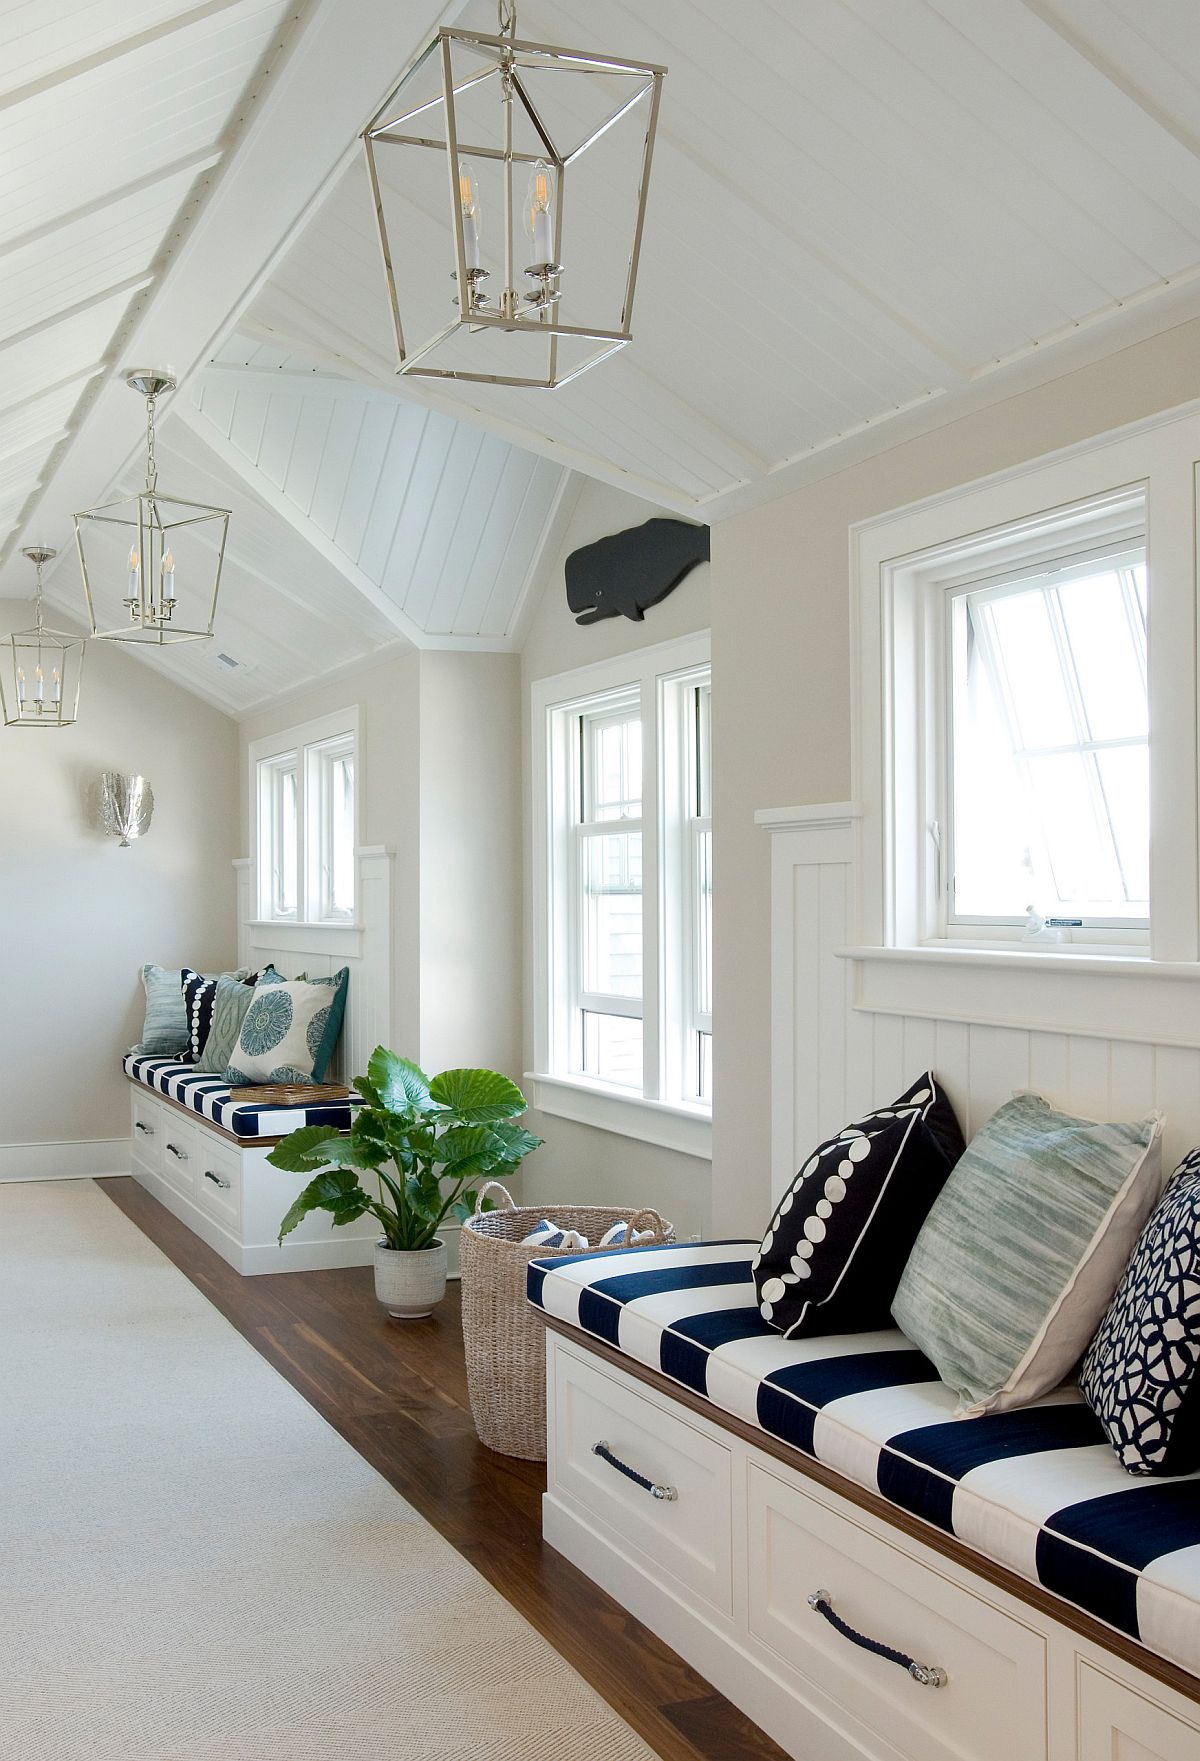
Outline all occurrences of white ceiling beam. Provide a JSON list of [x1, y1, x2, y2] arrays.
[[1015, 0, 1200, 166], [0, 0, 255, 111], [0, 275, 155, 359], [0, 150, 223, 263], [2, 0, 468, 586]]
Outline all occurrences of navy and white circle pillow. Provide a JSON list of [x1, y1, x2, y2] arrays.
[[753, 1073, 965, 1339], [1080, 1150, 1200, 1477]]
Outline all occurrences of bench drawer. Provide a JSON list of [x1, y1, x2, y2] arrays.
[[159, 1115, 199, 1201], [193, 1137, 240, 1231], [747, 1460, 1047, 1761], [130, 1091, 163, 1173], [1077, 1661, 1200, 1760], [552, 1342, 733, 1615]]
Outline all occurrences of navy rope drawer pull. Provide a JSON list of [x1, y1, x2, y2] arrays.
[[808, 1591, 947, 1689], [591, 1440, 677, 1502]]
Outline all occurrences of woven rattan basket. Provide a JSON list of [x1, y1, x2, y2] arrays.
[[460, 1181, 675, 1460]]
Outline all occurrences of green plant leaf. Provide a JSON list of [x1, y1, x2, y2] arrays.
[[428, 1067, 527, 1123], [367, 1047, 433, 1115], [277, 1167, 370, 1242], [485, 1122, 544, 1163], [266, 1126, 344, 1174], [432, 1125, 501, 1166], [316, 1136, 387, 1173], [353, 1075, 384, 1108]]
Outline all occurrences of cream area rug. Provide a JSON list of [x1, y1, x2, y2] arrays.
[[0, 1180, 659, 1761]]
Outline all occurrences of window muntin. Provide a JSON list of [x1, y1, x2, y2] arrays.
[[948, 544, 1148, 927], [254, 715, 357, 925]]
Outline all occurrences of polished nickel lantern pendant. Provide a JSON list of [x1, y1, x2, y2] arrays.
[[363, 0, 665, 389], [74, 370, 230, 644], [1, 546, 85, 729]]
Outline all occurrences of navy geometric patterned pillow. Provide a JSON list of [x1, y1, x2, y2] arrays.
[[1079, 1151, 1200, 1477], [753, 1073, 966, 1338]]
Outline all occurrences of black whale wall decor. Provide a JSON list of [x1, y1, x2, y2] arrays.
[[565, 517, 710, 626]]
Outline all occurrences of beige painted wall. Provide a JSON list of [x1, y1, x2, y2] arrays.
[[0, 613, 239, 1152], [519, 476, 714, 1240], [239, 644, 424, 1052], [711, 313, 1200, 1237], [417, 650, 522, 1080], [237, 644, 522, 1087]]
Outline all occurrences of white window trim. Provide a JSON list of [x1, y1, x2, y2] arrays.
[[530, 631, 712, 1160], [848, 401, 1200, 1032], [250, 707, 361, 930]]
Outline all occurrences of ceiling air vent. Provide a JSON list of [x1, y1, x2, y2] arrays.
[[215, 652, 239, 669]]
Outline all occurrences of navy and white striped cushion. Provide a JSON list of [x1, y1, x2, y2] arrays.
[[528, 1241, 1200, 1679], [124, 1054, 359, 1138]]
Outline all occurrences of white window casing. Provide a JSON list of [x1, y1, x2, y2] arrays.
[[251, 707, 360, 930], [531, 632, 712, 1159], [848, 402, 1200, 1034]]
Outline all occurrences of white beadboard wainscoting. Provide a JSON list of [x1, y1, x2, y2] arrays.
[[758, 803, 1200, 1206]]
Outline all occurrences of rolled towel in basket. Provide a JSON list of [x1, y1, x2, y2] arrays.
[[598, 1220, 655, 1248], [520, 1219, 570, 1249]]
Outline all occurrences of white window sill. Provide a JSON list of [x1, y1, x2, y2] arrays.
[[525, 1073, 712, 1160], [248, 919, 363, 933], [837, 943, 1200, 1049]]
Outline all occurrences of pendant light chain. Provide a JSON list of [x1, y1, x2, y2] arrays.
[[498, 0, 516, 38], [32, 550, 44, 633]]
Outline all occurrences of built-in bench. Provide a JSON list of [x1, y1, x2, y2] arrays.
[[124, 1056, 374, 1275], [124, 1053, 360, 1137], [531, 1239, 1200, 1761]]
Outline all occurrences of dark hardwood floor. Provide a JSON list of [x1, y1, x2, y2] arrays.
[[97, 1177, 788, 1761]]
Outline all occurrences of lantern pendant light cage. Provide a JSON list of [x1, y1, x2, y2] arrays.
[[1, 547, 85, 729], [363, 0, 665, 389], [74, 371, 230, 645]]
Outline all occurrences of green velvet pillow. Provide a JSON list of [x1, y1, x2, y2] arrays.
[[892, 1093, 1162, 1416]]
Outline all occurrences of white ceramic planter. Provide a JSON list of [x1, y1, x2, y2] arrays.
[[373, 1238, 448, 1319]]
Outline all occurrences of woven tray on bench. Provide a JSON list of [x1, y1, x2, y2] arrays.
[[460, 1180, 674, 1460], [226, 1082, 352, 1105]]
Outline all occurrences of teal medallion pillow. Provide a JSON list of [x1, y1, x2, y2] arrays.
[[225, 967, 349, 1086], [892, 1093, 1163, 1416]]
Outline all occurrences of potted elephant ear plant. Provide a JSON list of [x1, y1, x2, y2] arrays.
[[268, 1047, 542, 1319]]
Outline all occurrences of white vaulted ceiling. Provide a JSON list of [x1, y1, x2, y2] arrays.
[[0, 0, 301, 565], [253, 0, 1200, 516], [5, 0, 1200, 709]]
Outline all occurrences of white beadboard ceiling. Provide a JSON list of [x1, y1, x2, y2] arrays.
[[5, 0, 1200, 710], [251, 0, 1200, 516]]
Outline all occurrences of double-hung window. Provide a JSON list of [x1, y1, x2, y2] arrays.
[[252, 709, 358, 926], [532, 634, 712, 1154]]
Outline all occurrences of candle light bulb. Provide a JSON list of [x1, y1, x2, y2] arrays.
[[127, 544, 140, 601], [51, 667, 61, 705], [457, 159, 482, 272], [16, 667, 25, 704], [525, 159, 554, 265], [34, 664, 43, 703], [161, 548, 176, 603]]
